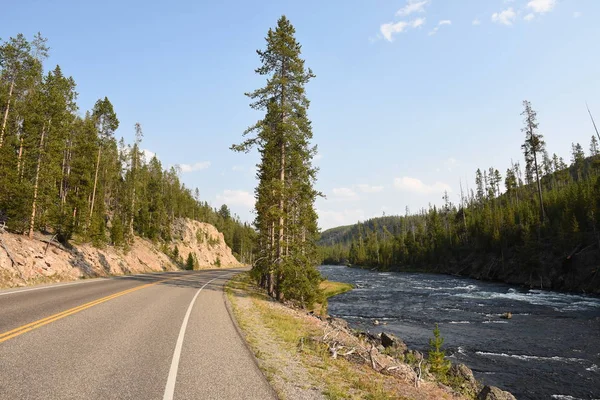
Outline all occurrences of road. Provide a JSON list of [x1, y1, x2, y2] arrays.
[[0, 269, 276, 399]]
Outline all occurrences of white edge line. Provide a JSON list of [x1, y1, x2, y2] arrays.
[[162, 272, 233, 400], [0, 278, 110, 296]]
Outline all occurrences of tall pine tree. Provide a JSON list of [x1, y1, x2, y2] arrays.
[[232, 16, 321, 305]]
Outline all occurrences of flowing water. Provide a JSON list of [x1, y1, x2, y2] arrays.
[[319, 265, 600, 400]]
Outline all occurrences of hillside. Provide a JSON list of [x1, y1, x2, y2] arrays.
[[319, 152, 600, 294], [0, 218, 240, 288]]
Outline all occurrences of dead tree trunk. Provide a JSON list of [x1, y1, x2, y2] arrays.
[[0, 80, 15, 148], [88, 145, 102, 228], [29, 120, 49, 238]]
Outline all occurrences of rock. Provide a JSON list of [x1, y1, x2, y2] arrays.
[[478, 385, 517, 400], [449, 363, 480, 397], [376, 345, 385, 353], [381, 332, 407, 352], [373, 319, 380, 326], [500, 312, 512, 319]]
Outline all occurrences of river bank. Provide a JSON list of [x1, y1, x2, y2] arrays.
[[320, 265, 600, 400], [226, 272, 515, 399]]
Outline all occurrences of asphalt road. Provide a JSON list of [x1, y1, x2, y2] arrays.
[[0, 269, 276, 399]]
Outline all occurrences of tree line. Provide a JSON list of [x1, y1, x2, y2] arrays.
[[321, 101, 600, 289], [0, 33, 255, 263]]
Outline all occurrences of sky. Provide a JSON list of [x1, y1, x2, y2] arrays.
[[2, 0, 600, 230]]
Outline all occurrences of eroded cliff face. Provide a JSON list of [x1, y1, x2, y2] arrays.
[[0, 218, 240, 288], [170, 219, 241, 268]]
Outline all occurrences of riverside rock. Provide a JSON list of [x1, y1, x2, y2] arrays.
[[449, 363, 481, 398], [381, 332, 407, 352], [478, 385, 517, 400]]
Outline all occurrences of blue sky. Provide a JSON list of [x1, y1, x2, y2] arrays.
[[3, 0, 599, 230]]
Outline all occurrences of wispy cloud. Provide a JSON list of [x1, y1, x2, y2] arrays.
[[396, 0, 430, 17], [331, 187, 359, 201], [573, 11, 582, 19], [178, 161, 211, 173], [429, 19, 452, 36], [492, 8, 517, 26], [356, 184, 384, 193], [317, 208, 366, 230], [381, 18, 426, 41], [527, 0, 556, 14], [394, 177, 451, 195], [472, 18, 481, 26], [524, 13, 535, 21], [216, 190, 255, 208]]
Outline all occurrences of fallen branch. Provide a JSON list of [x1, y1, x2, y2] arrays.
[[0, 236, 16, 267], [44, 233, 59, 255], [414, 356, 423, 388]]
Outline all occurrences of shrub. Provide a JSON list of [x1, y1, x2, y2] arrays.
[[428, 323, 450, 379]]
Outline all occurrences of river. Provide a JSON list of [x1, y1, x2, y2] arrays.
[[319, 265, 600, 400]]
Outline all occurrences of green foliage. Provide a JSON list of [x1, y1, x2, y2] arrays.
[[110, 216, 125, 246], [232, 16, 321, 306], [186, 252, 195, 270], [214, 256, 221, 268], [0, 33, 255, 259], [428, 324, 450, 379]]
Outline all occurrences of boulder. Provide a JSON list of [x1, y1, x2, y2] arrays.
[[380, 332, 408, 352], [478, 385, 517, 400], [449, 363, 481, 397]]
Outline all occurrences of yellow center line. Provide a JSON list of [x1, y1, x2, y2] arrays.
[[0, 274, 191, 344]]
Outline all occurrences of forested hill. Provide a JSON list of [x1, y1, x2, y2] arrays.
[[0, 33, 255, 261], [320, 102, 600, 293]]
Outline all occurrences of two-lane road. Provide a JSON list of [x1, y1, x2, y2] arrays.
[[0, 269, 276, 399]]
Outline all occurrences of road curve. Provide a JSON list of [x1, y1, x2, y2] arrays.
[[0, 269, 276, 400]]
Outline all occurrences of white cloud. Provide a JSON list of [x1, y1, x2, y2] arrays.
[[356, 184, 384, 193], [429, 19, 452, 36], [573, 11, 582, 19], [331, 187, 359, 201], [472, 18, 481, 25], [178, 161, 211, 173], [216, 190, 255, 209], [412, 17, 426, 28], [380, 21, 409, 41], [393, 177, 451, 195], [318, 208, 366, 230], [396, 0, 430, 17], [492, 8, 517, 26], [142, 149, 156, 163], [527, 0, 556, 14], [524, 13, 535, 21]]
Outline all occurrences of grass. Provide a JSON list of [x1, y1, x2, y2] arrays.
[[226, 273, 411, 400], [320, 280, 354, 298]]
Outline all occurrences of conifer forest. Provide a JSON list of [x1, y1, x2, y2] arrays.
[[0, 33, 255, 263], [320, 101, 600, 292]]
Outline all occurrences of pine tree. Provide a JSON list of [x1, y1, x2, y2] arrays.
[[88, 97, 119, 231], [591, 135, 599, 157], [428, 324, 450, 378], [232, 16, 321, 305], [521, 100, 546, 224]]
